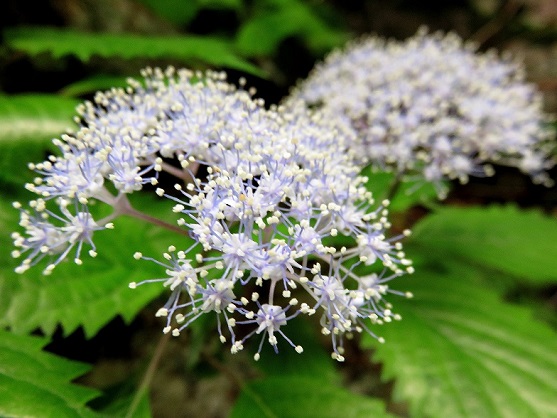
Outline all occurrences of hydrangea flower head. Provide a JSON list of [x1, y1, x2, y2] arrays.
[[13, 67, 413, 360], [290, 28, 555, 196]]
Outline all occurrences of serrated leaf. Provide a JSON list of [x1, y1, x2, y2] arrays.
[[410, 205, 557, 283], [362, 264, 557, 418], [0, 330, 100, 418], [229, 376, 395, 418], [0, 94, 78, 184], [235, 3, 348, 57], [0, 194, 193, 338], [4, 27, 264, 77]]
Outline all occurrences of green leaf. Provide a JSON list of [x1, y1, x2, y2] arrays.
[[195, 0, 242, 9], [235, 3, 348, 57], [4, 26, 264, 77], [59, 75, 132, 97], [136, 0, 200, 26], [0, 329, 100, 418], [362, 264, 557, 418], [410, 205, 557, 283], [363, 169, 440, 212], [0, 94, 78, 184], [89, 378, 151, 418], [138, 0, 242, 26], [0, 194, 192, 338], [229, 376, 395, 418], [254, 318, 338, 383]]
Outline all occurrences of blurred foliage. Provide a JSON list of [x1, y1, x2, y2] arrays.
[[0, 95, 78, 185]]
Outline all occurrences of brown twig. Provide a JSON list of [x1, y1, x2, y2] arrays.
[[469, 0, 522, 46]]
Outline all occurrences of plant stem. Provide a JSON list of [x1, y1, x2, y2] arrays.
[[468, 0, 521, 46], [125, 332, 171, 418], [385, 172, 404, 202], [112, 193, 190, 237]]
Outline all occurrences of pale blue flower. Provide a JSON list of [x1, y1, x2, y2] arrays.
[[290, 28, 555, 196]]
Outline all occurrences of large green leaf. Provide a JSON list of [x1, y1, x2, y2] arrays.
[[0, 94, 78, 184], [235, 2, 348, 57], [0, 330, 100, 418], [4, 27, 263, 77], [362, 262, 557, 418], [229, 376, 395, 418], [1, 194, 192, 338], [410, 205, 557, 283]]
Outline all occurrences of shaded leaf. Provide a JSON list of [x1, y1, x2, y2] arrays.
[[254, 318, 338, 383], [60, 75, 132, 97], [410, 205, 557, 283], [138, 0, 242, 26], [89, 378, 151, 418], [229, 376, 394, 418], [136, 0, 200, 26], [0, 330, 100, 418], [362, 263, 557, 418], [4, 26, 264, 77], [0, 94, 78, 184]]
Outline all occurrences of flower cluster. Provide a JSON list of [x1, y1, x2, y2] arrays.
[[13, 67, 413, 361], [289, 28, 555, 196]]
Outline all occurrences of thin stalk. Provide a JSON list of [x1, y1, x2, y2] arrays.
[[125, 332, 171, 418], [468, 0, 521, 46], [160, 160, 200, 186], [112, 193, 190, 236], [385, 171, 404, 202]]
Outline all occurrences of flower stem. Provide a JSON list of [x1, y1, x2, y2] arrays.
[[125, 332, 171, 418], [113, 193, 190, 237], [385, 172, 404, 202]]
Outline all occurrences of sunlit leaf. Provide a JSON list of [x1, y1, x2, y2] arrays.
[[410, 205, 557, 283], [0, 330, 100, 418], [0, 94, 78, 184], [5, 26, 264, 77]]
